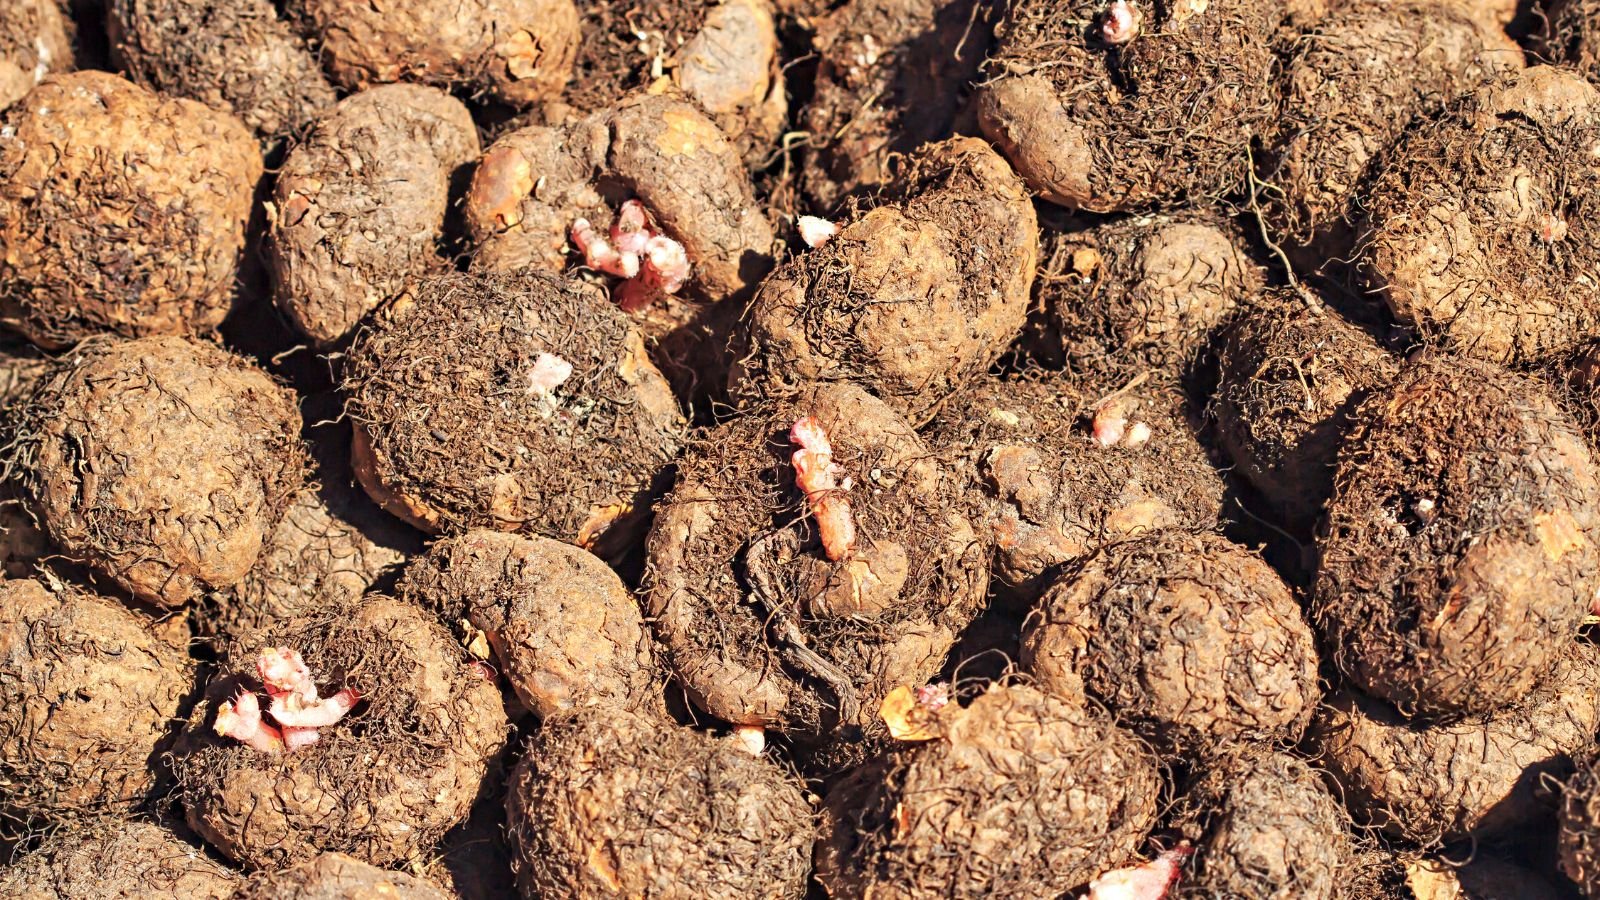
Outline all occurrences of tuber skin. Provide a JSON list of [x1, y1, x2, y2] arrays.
[[0, 0, 72, 113], [268, 84, 480, 346], [108, 0, 337, 144], [0, 820, 241, 900], [0, 71, 261, 348], [290, 0, 581, 107]]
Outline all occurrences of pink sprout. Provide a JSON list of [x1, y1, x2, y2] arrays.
[[571, 199, 692, 312], [1087, 845, 1192, 900], [798, 215, 839, 248], [214, 648, 360, 755], [1103, 0, 1142, 45], [1092, 397, 1151, 449], [791, 416, 857, 561], [527, 352, 574, 397], [916, 682, 951, 712]]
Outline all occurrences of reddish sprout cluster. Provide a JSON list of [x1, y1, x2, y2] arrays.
[[1102, 0, 1143, 45], [1092, 396, 1153, 449], [791, 416, 857, 561], [915, 681, 951, 712], [1086, 845, 1192, 900], [214, 648, 360, 754], [570, 199, 692, 312]]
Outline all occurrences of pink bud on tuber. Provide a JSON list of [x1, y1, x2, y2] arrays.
[[571, 199, 692, 312], [1102, 0, 1142, 45], [215, 648, 360, 754], [791, 416, 857, 561], [1087, 845, 1193, 900], [527, 352, 574, 397]]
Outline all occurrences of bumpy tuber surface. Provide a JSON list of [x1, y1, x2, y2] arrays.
[[0, 819, 241, 900], [978, 0, 1279, 211], [731, 137, 1037, 419], [12, 335, 305, 607], [1354, 66, 1600, 364], [343, 270, 686, 556], [1170, 751, 1354, 900], [929, 371, 1224, 603], [1263, 3, 1520, 264], [1312, 354, 1600, 719], [0, 579, 192, 824], [566, 0, 785, 164], [1211, 290, 1400, 530], [815, 683, 1161, 898], [1030, 213, 1263, 379], [1313, 643, 1600, 844], [290, 0, 580, 107], [0, 71, 260, 348], [233, 852, 454, 900], [644, 382, 985, 759], [399, 529, 659, 719], [505, 707, 813, 900], [0, 0, 72, 113], [108, 0, 336, 143], [1024, 530, 1320, 757], [178, 596, 508, 868], [268, 84, 480, 346]]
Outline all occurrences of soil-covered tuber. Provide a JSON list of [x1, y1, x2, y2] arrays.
[[108, 0, 336, 144], [504, 706, 813, 900], [0, 0, 72, 112], [289, 0, 580, 107], [343, 270, 686, 556], [566, 0, 785, 164], [1023, 530, 1320, 757], [1212, 291, 1400, 530], [233, 852, 453, 900], [1263, 3, 1520, 264], [1312, 354, 1600, 719], [1170, 750, 1353, 900], [12, 336, 305, 607], [0, 71, 260, 348], [978, 0, 1279, 211], [644, 382, 986, 756], [0, 580, 192, 825], [268, 85, 480, 346], [1354, 66, 1600, 364], [399, 529, 659, 719], [815, 682, 1160, 898], [1312, 643, 1600, 844], [177, 596, 509, 868], [731, 137, 1036, 419], [929, 371, 1224, 602], [1029, 212, 1262, 379], [0, 819, 240, 900]]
